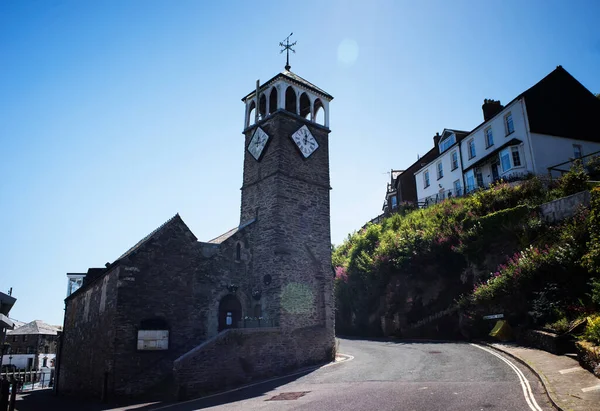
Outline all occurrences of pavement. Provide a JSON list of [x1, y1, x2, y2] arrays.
[[487, 342, 600, 411]]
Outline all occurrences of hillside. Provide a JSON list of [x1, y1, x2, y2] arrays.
[[333, 162, 600, 345]]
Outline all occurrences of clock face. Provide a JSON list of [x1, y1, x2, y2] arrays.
[[291, 125, 319, 158], [247, 127, 270, 161]]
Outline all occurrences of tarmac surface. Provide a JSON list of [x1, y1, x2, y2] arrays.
[[13, 338, 562, 411]]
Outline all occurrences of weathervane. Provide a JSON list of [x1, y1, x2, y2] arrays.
[[279, 32, 296, 71]]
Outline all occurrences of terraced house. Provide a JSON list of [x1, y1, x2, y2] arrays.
[[413, 66, 600, 206]]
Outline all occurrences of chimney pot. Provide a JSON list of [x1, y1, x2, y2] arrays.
[[482, 99, 504, 121]]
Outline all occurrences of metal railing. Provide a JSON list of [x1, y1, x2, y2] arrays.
[[547, 150, 600, 179]]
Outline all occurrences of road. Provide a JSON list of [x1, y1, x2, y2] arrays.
[[156, 338, 556, 411]]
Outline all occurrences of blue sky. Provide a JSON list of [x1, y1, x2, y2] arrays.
[[1, 0, 599, 325]]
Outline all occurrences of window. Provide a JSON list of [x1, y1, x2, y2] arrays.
[[485, 127, 494, 148], [27, 346, 34, 354], [511, 147, 521, 167], [468, 139, 476, 159], [451, 151, 458, 170], [424, 170, 430, 188], [573, 144, 582, 159], [505, 113, 515, 135], [12, 336, 17, 342], [23, 335, 27, 342], [475, 169, 484, 188], [439, 134, 456, 153], [500, 149, 511, 172], [500, 146, 522, 172], [42, 358, 48, 367], [235, 243, 241, 261], [437, 162, 443, 179], [453, 180, 461, 196], [466, 170, 476, 193], [391, 196, 398, 209], [44, 346, 49, 354]]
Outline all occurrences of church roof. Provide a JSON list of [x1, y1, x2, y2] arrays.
[[8, 320, 61, 336], [208, 218, 256, 244], [242, 70, 333, 102], [117, 214, 182, 260]]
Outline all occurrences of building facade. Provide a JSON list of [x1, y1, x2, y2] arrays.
[[414, 66, 600, 205], [3, 320, 59, 371], [58, 67, 335, 400]]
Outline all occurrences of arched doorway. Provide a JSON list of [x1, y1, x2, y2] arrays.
[[218, 294, 242, 332]]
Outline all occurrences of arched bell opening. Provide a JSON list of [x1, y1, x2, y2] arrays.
[[247, 100, 256, 127], [314, 98, 325, 126], [285, 86, 297, 113], [299, 92, 311, 119], [269, 87, 278, 115], [259, 93, 267, 119], [218, 294, 242, 332]]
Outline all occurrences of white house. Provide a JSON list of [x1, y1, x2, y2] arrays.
[[415, 66, 600, 205], [414, 129, 469, 203]]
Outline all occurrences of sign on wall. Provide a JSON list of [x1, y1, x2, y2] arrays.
[[137, 330, 169, 350]]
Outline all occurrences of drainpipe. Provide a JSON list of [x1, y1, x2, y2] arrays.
[[458, 140, 467, 196]]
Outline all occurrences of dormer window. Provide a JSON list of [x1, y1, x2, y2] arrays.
[[439, 133, 456, 153]]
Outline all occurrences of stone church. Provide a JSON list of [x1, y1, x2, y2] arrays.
[[57, 65, 335, 400]]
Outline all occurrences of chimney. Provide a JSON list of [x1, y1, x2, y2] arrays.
[[482, 99, 504, 121], [433, 132, 441, 146]]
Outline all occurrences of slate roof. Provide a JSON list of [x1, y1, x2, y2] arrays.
[[242, 70, 334, 102], [117, 214, 181, 260], [7, 320, 60, 336], [208, 219, 256, 244], [520, 66, 600, 142]]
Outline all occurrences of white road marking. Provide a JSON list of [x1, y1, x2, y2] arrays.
[[559, 367, 584, 374], [582, 385, 600, 392], [471, 344, 543, 411]]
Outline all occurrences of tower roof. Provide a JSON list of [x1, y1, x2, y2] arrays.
[[242, 70, 333, 102]]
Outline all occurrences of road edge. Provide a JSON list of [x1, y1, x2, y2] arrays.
[[480, 342, 563, 411]]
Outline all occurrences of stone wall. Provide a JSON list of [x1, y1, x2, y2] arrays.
[[539, 190, 590, 223], [59, 266, 119, 398], [173, 325, 333, 400]]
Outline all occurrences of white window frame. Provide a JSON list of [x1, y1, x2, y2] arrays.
[[505, 113, 515, 135], [511, 146, 522, 167], [465, 170, 476, 193], [485, 127, 494, 148], [424, 170, 430, 188], [468, 139, 476, 159], [453, 179, 461, 196], [451, 151, 458, 170], [437, 161, 443, 179], [500, 146, 523, 172], [439, 133, 456, 153]]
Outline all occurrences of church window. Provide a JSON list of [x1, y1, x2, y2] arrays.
[[247, 101, 256, 127], [314, 98, 325, 125], [269, 87, 278, 114], [226, 312, 233, 326], [299, 92, 311, 119], [285, 86, 297, 113], [259, 93, 267, 119], [235, 243, 241, 261]]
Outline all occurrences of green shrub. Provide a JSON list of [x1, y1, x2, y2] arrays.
[[545, 317, 571, 334], [556, 161, 588, 197], [583, 315, 600, 345]]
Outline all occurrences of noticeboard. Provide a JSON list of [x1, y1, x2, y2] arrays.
[[137, 330, 169, 350]]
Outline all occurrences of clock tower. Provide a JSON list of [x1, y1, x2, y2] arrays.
[[240, 68, 334, 346]]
